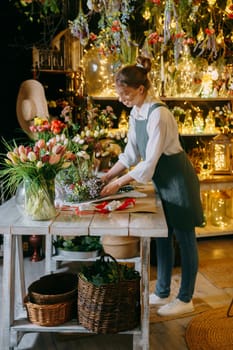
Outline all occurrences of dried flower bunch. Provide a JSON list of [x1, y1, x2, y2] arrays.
[[60, 173, 104, 203]]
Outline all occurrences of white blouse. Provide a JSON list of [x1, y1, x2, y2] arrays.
[[119, 100, 183, 184]]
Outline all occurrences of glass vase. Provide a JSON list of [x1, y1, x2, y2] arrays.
[[83, 47, 117, 97], [24, 177, 56, 221]]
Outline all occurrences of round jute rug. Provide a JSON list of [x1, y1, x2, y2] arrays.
[[185, 301, 233, 350]]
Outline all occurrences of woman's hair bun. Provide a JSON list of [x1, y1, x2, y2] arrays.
[[136, 56, 152, 73]]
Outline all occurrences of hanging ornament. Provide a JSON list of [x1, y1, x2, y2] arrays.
[[194, 20, 218, 60], [163, 0, 177, 45], [87, 0, 105, 12], [69, 1, 90, 46]]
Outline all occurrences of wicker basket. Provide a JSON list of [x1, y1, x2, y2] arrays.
[[77, 254, 141, 333], [28, 272, 78, 305], [24, 295, 76, 326]]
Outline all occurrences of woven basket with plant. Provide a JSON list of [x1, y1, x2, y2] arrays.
[[77, 253, 141, 334]]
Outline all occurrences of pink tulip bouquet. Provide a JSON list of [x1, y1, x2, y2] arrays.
[[0, 136, 75, 219]]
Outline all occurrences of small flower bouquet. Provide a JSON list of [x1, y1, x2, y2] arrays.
[[56, 163, 104, 203], [29, 104, 79, 142]]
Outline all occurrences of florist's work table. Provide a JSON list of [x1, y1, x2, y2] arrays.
[[0, 184, 167, 350]]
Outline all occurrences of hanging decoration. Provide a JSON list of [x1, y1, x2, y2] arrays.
[[14, 0, 233, 98], [68, 1, 90, 46]]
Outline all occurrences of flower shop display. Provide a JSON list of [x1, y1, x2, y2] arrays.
[[55, 102, 120, 202], [15, 0, 233, 99], [0, 99, 124, 212]]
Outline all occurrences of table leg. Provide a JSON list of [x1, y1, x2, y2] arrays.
[[45, 233, 52, 274], [16, 236, 26, 307], [133, 237, 150, 350], [0, 234, 15, 350]]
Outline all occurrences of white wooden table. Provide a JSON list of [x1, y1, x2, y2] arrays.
[[0, 187, 167, 350]]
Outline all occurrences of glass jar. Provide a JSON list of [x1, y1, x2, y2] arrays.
[[205, 110, 216, 133], [182, 109, 193, 134], [193, 111, 205, 134], [210, 190, 230, 227]]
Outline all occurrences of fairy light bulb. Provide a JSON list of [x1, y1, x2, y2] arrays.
[[216, 30, 224, 45], [170, 19, 176, 29], [208, 0, 216, 6], [143, 7, 151, 20], [197, 28, 204, 41]]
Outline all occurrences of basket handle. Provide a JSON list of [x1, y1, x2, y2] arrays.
[[99, 252, 118, 263], [99, 252, 121, 283]]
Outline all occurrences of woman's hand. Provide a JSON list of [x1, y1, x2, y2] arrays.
[[100, 181, 121, 197]]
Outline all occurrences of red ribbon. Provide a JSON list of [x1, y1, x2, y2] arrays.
[[95, 198, 136, 213], [61, 198, 136, 215]]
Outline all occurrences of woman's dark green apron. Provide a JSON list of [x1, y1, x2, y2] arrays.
[[135, 103, 204, 230]]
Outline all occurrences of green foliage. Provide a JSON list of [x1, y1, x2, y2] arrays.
[[81, 256, 140, 286], [53, 235, 102, 252]]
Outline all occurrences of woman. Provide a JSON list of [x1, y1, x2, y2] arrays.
[[100, 55, 204, 316]]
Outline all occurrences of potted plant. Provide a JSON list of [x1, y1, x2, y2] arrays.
[[53, 235, 103, 259]]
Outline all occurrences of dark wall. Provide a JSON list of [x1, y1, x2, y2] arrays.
[[1, 1, 33, 151]]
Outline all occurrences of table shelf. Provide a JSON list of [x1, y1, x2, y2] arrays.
[[11, 318, 141, 334], [0, 184, 166, 350]]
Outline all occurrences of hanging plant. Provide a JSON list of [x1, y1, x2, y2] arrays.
[[14, 0, 61, 22]]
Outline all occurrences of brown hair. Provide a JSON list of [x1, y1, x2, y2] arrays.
[[115, 56, 152, 90]]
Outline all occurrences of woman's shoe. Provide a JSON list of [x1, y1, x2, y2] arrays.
[[157, 298, 194, 316], [149, 294, 171, 305]]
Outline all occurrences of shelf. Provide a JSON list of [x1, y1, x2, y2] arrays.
[[199, 175, 233, 191], [199, 175, 233, 184], [196, 222, 233, 237], [11, 318, 141, 335], [35, 69, 76, 74], [161, 97, 232, 101], [90, 96, 233, 101], [52, 254, 141, 263], [180, 132, 219, 137]]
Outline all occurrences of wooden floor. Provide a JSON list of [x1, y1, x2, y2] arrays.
[[0, 234, 233, 350]]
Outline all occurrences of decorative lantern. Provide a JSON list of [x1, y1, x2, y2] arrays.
[[210, 133, 233, 174]]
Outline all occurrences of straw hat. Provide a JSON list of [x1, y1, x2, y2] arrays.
[[16, 79, 49, 138]]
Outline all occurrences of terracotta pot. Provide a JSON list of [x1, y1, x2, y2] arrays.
[[102, 236, 140, 259]]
